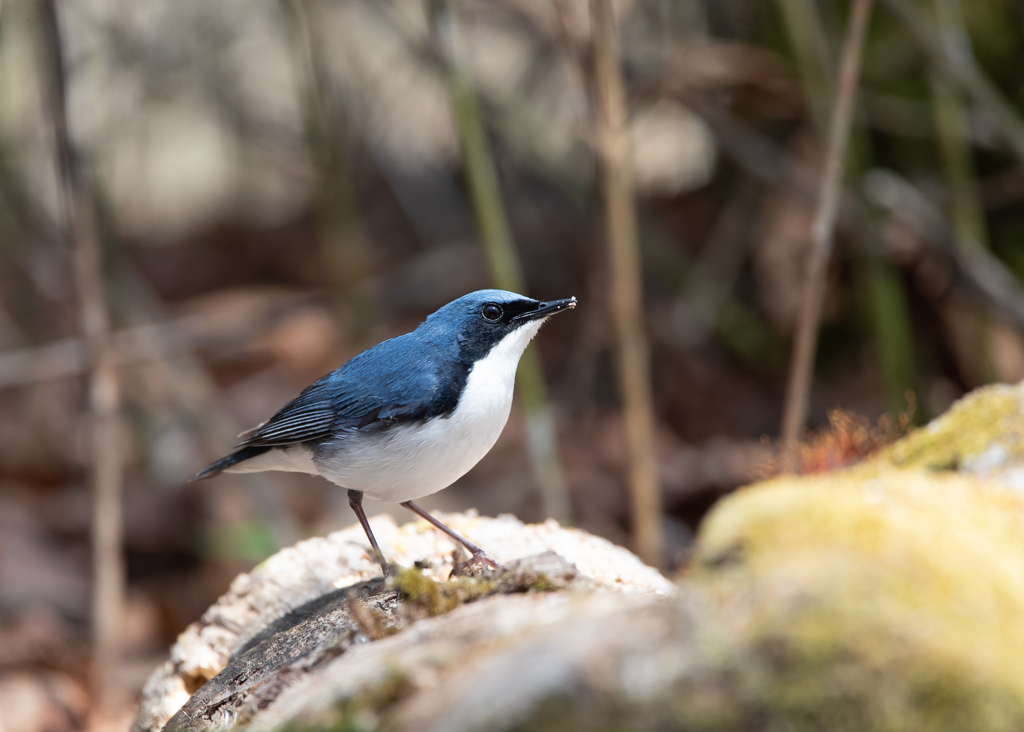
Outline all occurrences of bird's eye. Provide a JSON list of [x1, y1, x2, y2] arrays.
[[482, 304, 503, 322]]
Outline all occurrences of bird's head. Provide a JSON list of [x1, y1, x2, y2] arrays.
[[421, 289, 577, 365]]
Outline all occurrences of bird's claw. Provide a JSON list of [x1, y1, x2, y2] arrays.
[[450, 551, 502, 578]]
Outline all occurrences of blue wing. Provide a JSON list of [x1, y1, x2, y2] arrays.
[[236, 335, 463, 448]]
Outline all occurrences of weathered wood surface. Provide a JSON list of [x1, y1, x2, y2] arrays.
[[134, 514, 674, 732]]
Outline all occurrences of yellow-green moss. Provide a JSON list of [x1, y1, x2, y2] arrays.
[[691, 470, 1024, 731], [527, 573, 561, 592], [877, 382, 1024, 471], [392, 568, 496, 616]]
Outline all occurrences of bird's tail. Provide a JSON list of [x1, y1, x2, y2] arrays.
[[192, 445, 272, 481]]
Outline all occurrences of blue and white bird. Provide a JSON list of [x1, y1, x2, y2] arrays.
[[195, 289, 576, 576]]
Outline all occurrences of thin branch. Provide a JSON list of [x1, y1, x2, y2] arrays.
[[39, 0, 123, 707], [780, 0, 874, 446], [591, 0, 663, 568]]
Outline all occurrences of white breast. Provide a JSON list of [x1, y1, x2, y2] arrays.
[[313, 319, 543, 503]]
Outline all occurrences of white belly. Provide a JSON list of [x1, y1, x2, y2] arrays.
[[314, 399, 512, 502]]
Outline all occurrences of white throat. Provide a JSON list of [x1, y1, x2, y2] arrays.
[[469, 319, 545, 393]]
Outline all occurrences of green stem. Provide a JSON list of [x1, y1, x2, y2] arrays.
[[428, 0, 571, 524]]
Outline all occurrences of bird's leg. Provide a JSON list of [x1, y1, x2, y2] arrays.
[[348, 489, 390, 577], [399, 501, 500, 569]]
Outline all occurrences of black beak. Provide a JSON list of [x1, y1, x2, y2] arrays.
[[512, 296, 578, 323]]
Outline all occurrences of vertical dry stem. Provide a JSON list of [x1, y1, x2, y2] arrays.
[[39, 0, 123, 706], [780, 0, 874, 448], [591, 0, 663, 567]]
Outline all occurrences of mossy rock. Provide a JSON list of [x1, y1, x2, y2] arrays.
[[880, 382, 1024, 472], [691, 468, 1024, 731]]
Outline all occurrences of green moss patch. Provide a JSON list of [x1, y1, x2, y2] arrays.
[[392, 568, 497, 616]]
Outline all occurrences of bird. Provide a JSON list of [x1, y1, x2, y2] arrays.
[[194, 289, 577, 577]]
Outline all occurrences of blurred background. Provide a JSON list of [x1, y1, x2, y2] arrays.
[[3, 0, 1024, 728]]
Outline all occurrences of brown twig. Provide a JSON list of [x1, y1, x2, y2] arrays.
[[38, 0, 123, 707], [591, 0, 663, 568], [780, 0, 874, 447]]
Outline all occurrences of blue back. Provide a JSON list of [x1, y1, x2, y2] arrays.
[[238, 290, 536, 447]]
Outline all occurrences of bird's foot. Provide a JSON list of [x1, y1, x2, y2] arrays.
[[366, 548, 391, 579], [450, 550, 502, 578]]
